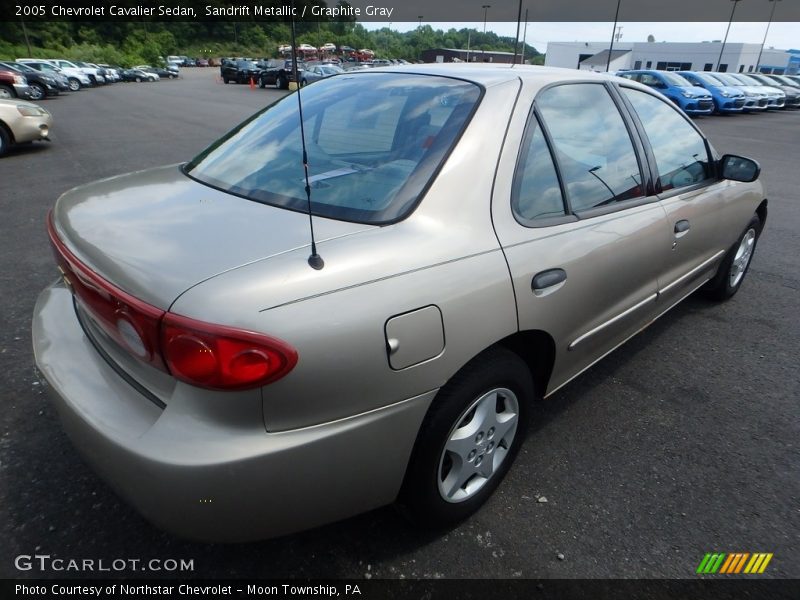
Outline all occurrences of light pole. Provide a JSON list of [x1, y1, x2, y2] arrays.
[[417, 15, 423, 28], [606, 0, 622, 71], [716, 0, 742, 72], [482, 5, 490, 61], [756, 0, 781, 73]]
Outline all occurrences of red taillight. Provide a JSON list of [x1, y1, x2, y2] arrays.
[[47, 211, 298, 391], [161, 313, 298, 390], [47, 211, 168, 371]]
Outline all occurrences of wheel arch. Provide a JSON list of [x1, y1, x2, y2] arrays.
[[755, 198, 768, 232], [496, 329, 556, 399]]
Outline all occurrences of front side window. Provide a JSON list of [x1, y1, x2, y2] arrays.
[[186, 73, 481, 224], [535, 83, 644, 212], [622, 88, 712, 192]]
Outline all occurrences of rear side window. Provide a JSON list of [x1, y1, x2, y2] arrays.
[[186, 73, 481, 224], [535, 83, 644, 212], [512, 118, 566, 223], [622, 88, 712, 192]]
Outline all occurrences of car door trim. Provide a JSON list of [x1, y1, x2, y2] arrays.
[[658, 249, 726, 296], [568, 292, 658, 351], [547, 270, 714, 399]]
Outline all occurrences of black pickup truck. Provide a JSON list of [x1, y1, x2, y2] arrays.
[[220, 59, 261, 84], [258, 60, 305, 90]]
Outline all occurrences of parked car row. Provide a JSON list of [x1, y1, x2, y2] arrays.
[[167, 55, 211, 67], [0, 58, 182, 158], [220, 57, 413, 90], [0, 59, 184, 103], [616, 69, 800, 116]]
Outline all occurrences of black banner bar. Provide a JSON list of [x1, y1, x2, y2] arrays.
[[3, 579, 800, 600], [2, 0, 800, 23]]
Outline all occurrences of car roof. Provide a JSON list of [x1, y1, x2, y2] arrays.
[[360, 63, 619, 89]]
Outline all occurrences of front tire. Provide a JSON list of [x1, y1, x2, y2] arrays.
[[29, 82, 46, 101], [399, 347, 533, 527], [704, 215, 761, 301], [67, 78, 80, 92], [0, 125, 10, 156], [0, 85, 14, 99]]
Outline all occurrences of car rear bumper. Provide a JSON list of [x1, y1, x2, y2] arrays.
[[33, 283, 434, 542]]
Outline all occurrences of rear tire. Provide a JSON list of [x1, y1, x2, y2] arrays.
[[67, 78, 80, 92], [704, 215, 761, 301], [398, 347, 533, 527], [0, 85, 14, 99]]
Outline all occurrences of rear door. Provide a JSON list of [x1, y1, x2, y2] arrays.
[[492, 81, 672, 394]]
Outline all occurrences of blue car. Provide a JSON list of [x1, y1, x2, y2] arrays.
[[677, 71, 747, 113], [616, 70, 713, 116]]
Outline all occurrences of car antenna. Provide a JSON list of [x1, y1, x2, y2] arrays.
[[290, 0, 324, 270]]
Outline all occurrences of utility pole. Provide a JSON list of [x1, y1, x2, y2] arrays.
[[606, 0, 622, 72], [716, 0, 742, 72], [756, 0, 781, 73], [521, 9, 529, 65], [19, 17, 32, 56]]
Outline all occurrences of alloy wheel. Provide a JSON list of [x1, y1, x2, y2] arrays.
[[729, 228, 756, 288], [437, 387, 519, 503]]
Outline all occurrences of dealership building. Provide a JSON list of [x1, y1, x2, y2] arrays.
[[545, 41, 799, 74]]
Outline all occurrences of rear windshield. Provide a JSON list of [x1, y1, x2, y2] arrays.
[[186, 73, 481, 224]]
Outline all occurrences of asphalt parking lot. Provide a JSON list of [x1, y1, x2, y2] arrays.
[[1, 68, 798, 580]]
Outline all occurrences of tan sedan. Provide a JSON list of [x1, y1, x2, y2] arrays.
[[0, 99, 51, 156], [33, 65, 765, 541]]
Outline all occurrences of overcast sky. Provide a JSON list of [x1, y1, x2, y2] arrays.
[[363, 22, 799, 54]]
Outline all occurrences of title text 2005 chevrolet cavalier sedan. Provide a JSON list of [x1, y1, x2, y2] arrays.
[[33, 65, 765, 541]]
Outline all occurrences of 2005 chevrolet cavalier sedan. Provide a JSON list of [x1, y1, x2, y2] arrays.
[[33, 65, 766, 541]]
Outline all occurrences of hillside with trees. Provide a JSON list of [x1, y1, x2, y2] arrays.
[[0, 20, 543, 66]]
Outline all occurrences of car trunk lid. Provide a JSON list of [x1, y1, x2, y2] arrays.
[[52, 164, 370, 310]]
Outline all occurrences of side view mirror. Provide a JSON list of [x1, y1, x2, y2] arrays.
[[720, 154, 760, 183]]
